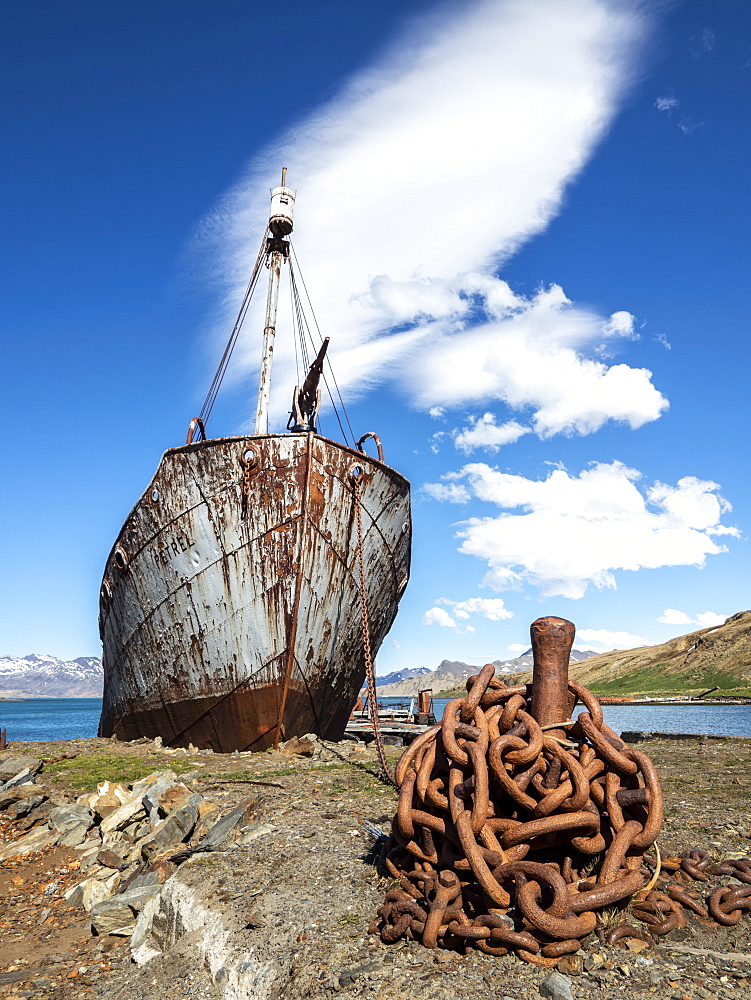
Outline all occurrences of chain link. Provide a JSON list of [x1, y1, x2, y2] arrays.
[[353, 474, 396, 786]]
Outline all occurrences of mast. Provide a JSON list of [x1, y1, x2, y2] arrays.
[[255, 168, 295, 435]]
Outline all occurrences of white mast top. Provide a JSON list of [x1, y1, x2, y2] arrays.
[[255, 168, 296, 434], [269, 165, 295, 236]]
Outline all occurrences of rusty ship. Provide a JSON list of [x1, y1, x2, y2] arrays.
[[98, 172, 411, 752]]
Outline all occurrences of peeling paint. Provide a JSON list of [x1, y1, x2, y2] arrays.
[[99, 432, 411, 752]]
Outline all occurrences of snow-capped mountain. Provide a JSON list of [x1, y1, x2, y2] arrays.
[[375, 666, 433, 687], [0, 653, 103, 698]]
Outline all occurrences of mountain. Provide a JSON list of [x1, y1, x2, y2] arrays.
[[375, 666, 432, 687], [506, 648, 602, 666], [0, 653, 103, 698], [499, 611, 751, 697], [375, 649, 600, 697]]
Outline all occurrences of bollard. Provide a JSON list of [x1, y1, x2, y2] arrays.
[[417, 689, 433, 716], [415, 689, 435, 725], [529, 616, 575, 741]]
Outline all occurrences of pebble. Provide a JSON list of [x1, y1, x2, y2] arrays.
[[540, 971, 575, 1000], [558, 954, 584, 975]]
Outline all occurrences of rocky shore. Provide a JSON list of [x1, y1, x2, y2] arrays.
[[2, 734, 751, 1000]]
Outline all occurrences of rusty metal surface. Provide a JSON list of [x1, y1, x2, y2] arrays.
[[610, 849, 751, 939], [353, 470, 396, 783], [356, 432, 384, 464], [98, 431, 411, 752], [417, 690, 432, 715], [288, 339, 328, 433], [185, 417, 206, 446], [373, 617, 751, 965], [371, 626, 666, 964], [529, 616, 575, 741]]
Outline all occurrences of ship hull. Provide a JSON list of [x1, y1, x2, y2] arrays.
[[98, 432, 411, 751]]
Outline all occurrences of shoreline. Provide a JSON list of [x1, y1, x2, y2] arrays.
[[0, 696, 102, 701], [429, 691, 751, 704], [3, 734, 751, 1000]]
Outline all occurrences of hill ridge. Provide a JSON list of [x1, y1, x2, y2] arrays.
[[497, 611, 751, 696]]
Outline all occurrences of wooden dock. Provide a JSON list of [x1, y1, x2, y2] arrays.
[[344, 720, 431, 746]]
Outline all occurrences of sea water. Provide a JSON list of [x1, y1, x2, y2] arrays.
[[377, 696, 751, 739], [2, 696, 751, 744], [0, 698, 103, 743]]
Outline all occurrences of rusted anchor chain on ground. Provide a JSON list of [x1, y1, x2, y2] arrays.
[[370, 616, 667, 965], [605, 851, 751, 942], [352, 472, 397, 787]]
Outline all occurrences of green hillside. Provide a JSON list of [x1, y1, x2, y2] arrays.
[[438, 610, 751, 699]]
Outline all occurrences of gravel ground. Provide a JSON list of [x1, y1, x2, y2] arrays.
[[2, 734, 751, 1000]]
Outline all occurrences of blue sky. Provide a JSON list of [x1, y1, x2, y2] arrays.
[[1, 0, 748, 670]]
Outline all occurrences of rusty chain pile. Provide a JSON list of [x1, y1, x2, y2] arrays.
[[370, 616, 751, 965], [605, 848, 751, 945]]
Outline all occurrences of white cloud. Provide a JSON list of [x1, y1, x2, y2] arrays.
[[429, 429, 447, 454], [695, 611, 727, 628], [423, 607, 456, 628], [657, 609, 728, 628], [199, 0, 654, 433], [455, 414, 531, 453], [577, 628, 651, 649], [657, 608, 692, 625], [655, 96, 679, 113], [424, 595, 514, 633], [438, 597, 514, 621], [428, 406, 445, 419], [403, 285, 666, 436], [422, 481, 471, 504], [654, 93, 703, 137], [425, 460, 738, 599], [603, 310, 636, 337], [508, 643, 529, 654]]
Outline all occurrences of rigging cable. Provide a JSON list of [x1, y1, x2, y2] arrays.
[[198, 229, 269, 429], [289, 263, 351, 445], [195, 232, 355, 447], [289, 259, 301, 389], [289, 243, 357, 447]]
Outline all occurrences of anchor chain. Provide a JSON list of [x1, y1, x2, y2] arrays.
[[371, 652, 751, 964], [371, 660, 665, 965], [353, 474, 396, 787], [606, 848, 751, 942]]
